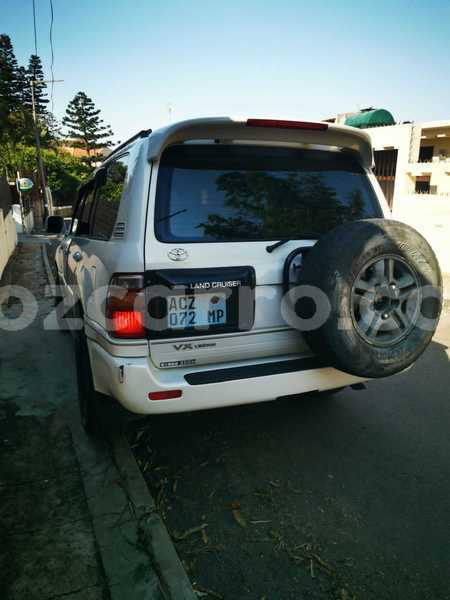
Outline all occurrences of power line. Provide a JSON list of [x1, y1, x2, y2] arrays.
[[49, 0, 55, 113], [32, 0, 38, 55]]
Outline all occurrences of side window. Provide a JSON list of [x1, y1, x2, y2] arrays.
[[71, 185, 94, 235], [92, 156, 129, 240], [77, 189, 95, 235], [71, 196, 85, 234]]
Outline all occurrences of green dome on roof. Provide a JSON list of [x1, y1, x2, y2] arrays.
[[345, 109, 395, 129]]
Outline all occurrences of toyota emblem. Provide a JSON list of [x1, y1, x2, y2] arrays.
[[168, 248, 188, 261]]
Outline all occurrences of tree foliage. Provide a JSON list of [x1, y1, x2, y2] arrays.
[[28, 54, 49, 115], [0, 140, 90, 205], [0, 34, 22, 140], [0, 33, 56, 146], [0, 33, 114, 206], [62, 91, 113, 155], [0, 34, 19, 107]]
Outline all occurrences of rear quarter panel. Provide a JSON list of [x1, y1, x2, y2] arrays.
[[78, 142, 151, 328]]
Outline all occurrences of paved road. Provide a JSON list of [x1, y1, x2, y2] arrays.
[[0, 238, 164, 600], [132, 314, 450, 600]]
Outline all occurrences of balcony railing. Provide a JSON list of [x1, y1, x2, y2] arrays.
[[408, 192, 450, 200], [407, 160, 450, 175]]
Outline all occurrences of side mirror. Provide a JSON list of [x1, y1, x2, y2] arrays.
[[46, 215, 66, 235]]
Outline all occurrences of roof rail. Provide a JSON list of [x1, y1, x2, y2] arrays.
[[107, 128, 152, 159]]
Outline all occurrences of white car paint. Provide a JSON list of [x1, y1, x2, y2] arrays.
[[56, 117, 390, 415]]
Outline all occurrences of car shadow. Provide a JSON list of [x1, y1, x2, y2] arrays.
[[130, 331, 450, 600]]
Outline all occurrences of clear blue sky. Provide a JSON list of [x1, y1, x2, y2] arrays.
[[2, 0, 450, 144]]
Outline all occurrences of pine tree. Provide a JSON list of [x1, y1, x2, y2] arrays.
[[17, 65, 31, 107], [62, 91, 114, 156], [28, 54, 48, 116], [12, 65, 35, 146], [42, 111, 61, 142], [0, 34, 20, 117]]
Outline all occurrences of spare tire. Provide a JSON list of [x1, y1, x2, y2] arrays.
[[285, 219, 442, 378]]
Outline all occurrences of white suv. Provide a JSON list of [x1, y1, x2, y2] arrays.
[[54, 117, 442, 434]]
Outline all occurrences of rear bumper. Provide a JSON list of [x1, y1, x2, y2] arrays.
[[87, 339, 366, 414]]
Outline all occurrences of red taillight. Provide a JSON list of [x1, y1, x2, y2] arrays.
[[106, 274, 145, 339], [246, 118, 328, 131], [111, 310, 144, 337], [148, 390, 182, 401]]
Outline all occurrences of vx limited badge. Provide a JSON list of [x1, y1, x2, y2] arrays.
[[168, 248, 188, 261], [173, 342, 216, 351]]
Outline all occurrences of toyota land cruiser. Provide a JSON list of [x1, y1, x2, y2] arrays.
[[54, 117, 442, 434]]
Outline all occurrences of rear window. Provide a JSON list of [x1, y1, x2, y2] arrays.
[[155, 144, 382, 243]]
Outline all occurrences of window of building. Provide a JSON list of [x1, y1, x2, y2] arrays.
[[91, 155, 129, 240], [418, 146, 433, 163], [415, 177, 430, 194]]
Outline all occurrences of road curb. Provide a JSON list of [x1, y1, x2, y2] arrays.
[[111, 432, 197, 600], [41, 239, 55, 285], [69, 412, 164, 600]]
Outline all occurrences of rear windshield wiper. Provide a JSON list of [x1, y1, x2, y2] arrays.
[[266, 239, 290, 253], [266, 235, 319, 253], [156, 208, 187, 224]]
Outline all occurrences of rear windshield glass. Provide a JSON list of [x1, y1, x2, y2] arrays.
[[155, 144, 381, 243]]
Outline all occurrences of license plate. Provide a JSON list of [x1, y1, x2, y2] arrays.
[[167, 293, 227, 330]]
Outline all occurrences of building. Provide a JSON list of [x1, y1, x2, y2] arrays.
[[361, 117, 450, 273], [368, 118, 450, 208], [59, 139, 111, 160], [326, 109, 450, 272]]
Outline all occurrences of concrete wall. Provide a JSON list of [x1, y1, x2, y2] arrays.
[[368, 123, 415, 202], [393, 194, 450, 273], [53, 205, 73, 218], [409, 161, 450, 195], [12, 205, 34, 233], [0, 208, 18, 280], [0, 179, 18, 279]]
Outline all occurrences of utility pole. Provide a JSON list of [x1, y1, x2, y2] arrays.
[[30, 79, 48, 223], [29, 78, 63, 223]]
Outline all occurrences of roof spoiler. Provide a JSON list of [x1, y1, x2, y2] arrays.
[[147, 117, 374, 168]]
